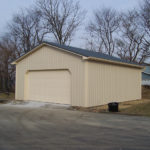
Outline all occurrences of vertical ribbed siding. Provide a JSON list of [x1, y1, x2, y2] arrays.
[[15, 65, 18, 99], [86, 61, 142, 107], [84, 61, 89, 107], [15, 45, 142, 107], [16, 46, 85, 106]]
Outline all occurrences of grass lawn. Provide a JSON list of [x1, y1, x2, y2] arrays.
[[73, 99, 150, 117], [0, 93, 15, 100], [142, 86, 150, 99], [120, 100, 150, 116], [73, 87, 150, 117]]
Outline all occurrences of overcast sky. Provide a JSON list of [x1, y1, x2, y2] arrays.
[[0, 0, 141, 47]]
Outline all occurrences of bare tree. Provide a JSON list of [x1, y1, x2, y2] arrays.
[[37, 0, 85, 45], [139, 0, 150, 63], [86, 8, 120, 56], [140, 0, 150, 37], [0, 0, 84, 92], [0, 34, 16, 92], [116, 10, 150, 63], [9, 8, 47, 54]]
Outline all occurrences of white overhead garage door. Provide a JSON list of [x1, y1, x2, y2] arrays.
[[25, 70, 71, 104]]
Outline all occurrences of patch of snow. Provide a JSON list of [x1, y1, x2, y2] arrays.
[[3, 100, 70, 109]]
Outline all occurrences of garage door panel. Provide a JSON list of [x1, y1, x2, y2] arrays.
[[25, 70, 71, 104]]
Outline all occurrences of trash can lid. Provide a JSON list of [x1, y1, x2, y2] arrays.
[[108, 102, 119, 105]]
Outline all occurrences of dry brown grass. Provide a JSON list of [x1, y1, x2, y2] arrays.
[[72, 87, 150, 117], [72, 99, 150, 113], [142, 86, 150, 99], [0, 93, 15, 100], [120, 100, 150, 116]]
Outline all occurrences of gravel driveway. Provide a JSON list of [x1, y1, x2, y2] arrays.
[[0, 104, 150, 150]]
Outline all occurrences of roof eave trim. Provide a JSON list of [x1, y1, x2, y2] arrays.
[[83, 57, 144, 69], [11, 43, 83, 65]]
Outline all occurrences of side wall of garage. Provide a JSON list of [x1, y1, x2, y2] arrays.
[[15, 46, 85, 106], [85, 61, 142, 107]]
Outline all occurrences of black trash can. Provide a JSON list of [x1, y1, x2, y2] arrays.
[[108, 102, 119, 112]]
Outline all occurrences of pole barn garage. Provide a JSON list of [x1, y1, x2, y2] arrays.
[[12, 42, 143, 107]]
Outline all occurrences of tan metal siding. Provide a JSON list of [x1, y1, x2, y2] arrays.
[[16, 46, 85, 106], [86, 61, 142, 107], [15, 45, 142, 107]]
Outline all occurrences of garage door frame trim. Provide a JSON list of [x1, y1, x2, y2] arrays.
[[24, 69, 72, 104]]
